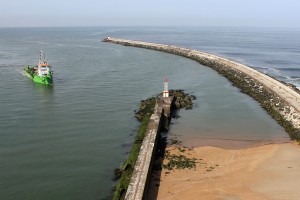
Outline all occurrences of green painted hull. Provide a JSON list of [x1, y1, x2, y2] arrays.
[[24, 67, 53, 85], [32, 73, 53, 85]]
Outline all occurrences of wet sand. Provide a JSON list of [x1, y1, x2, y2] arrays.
[[180, 137, 290, 150], [150, 142, 300, 200]]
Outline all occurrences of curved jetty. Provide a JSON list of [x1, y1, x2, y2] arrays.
[[103, 37, 300, 200], [103, 37, 300, 140]]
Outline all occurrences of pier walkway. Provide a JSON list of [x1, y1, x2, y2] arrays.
[[125, 95, 173, 200]]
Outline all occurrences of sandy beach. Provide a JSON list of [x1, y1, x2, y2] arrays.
[[150, 142, 300, 200]]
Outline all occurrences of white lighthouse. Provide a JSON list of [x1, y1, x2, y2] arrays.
[[163, 77, 169, 98]]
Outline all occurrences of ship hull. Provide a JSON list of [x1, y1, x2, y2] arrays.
[[24, 67, 53, 85]]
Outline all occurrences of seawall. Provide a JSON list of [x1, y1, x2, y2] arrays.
[[124, 95, 173, 200], [103, 37, 300, 140]]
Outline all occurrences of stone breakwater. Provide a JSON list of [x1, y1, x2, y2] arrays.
[[125, 95, 173, 200], [103, 37, 300, 140], [113, 91, 195, 200]]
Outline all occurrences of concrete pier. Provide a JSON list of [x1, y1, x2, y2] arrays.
[[103, 37, 300, 133], [125, 95, 173, 200]]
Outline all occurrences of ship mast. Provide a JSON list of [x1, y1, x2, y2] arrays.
[[39, 50, 47, 65]]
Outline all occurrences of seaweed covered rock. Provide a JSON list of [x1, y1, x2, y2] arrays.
[[134, 97, 156, 121], [134, 90, 196, 121], [169, 89, 196, 110], [163, 149, 197, 170], [204, 60, 300, 140]]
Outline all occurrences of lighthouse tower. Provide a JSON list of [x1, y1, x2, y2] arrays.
[[163, 77, 169, 98]]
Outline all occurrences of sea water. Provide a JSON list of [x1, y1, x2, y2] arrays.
[[0, 27, 298, 199]]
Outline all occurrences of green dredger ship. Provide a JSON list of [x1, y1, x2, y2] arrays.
[[24, 51, 53, 85]]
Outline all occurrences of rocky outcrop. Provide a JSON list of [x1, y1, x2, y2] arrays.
[[169, 89, 196, 110], [134, 90, 196, 121], [134, 97, 156, 121]]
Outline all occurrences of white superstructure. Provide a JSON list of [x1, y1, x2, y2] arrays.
[[37, 50, 50, 77]]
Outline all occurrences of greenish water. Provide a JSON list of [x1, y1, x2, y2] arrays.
[[169, 64, 289, 148], [0, 27, 293, 199]]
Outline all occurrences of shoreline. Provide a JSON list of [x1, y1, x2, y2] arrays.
[[149, 142, 300, 200], [180, 136, 291, 150]]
